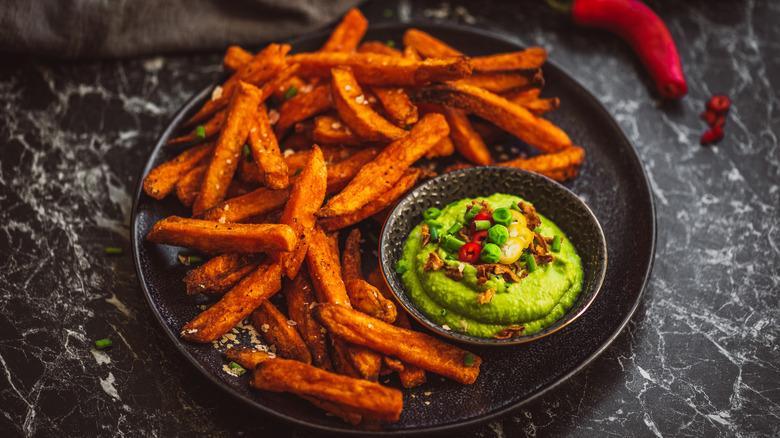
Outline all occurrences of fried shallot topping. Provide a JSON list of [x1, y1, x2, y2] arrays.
[[457, 227, 470, 243], [444, 265, 464, 281], [492, 325, 525, 339], [518, 201, 541, 230], [533, 231, 550, 254], [420, 224, 431, 247], [475, 264, 491, 285], [535, 254, 555, 265], [493, 264, 522, 283], [465, 199, 493, 215], [423, 251, 445, 271], [477, 264, 523, 284], [477, 288, 495, 305]]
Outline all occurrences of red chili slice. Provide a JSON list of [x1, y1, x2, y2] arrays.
[[471, 230, 489, 246], [700, 110, 716, 126], [458, 243, 482, 264], [700, 126, 724, 145], [706, 94, 731, 114]]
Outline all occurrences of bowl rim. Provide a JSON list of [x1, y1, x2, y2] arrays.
[[379, 166, 608, 346]]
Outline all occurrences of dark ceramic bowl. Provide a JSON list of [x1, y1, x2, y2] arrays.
[[380, 167, 607, 346]]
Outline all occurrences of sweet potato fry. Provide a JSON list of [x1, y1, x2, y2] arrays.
[[143, 142, 215, 199], [330, 66, 409, 142], [272, 75, 308, 102], [289, 52, 472, 87], [313, 303, 481, 384], [248, 103, 289, 190], [251, 300, 312, 364], [312, 115, 364, 146], [184, 44, 289, 128], [317, 113, 449, 218], [357, 41, 404, 57], [497, 145, 586, 182], [274, 84, 332, 139], [168, 108, 227, 145], [251, 358, 403, 421], [181, 261, 282, 342], [411, 82, 572, 153], [192, 81, 264, 214], [278, 145, 327, 279], [174, 164, 206, 206], [306, 225, 350, 307], [503, 88, 560, 115], [403, 28, 461, 58], [425, 136, 455, 159], [319, 168, 421, 231], [367, 267, 426, 388], [341, 228, 363, 282], [319, 8, 368, 53], [326, 230, 342, 276], [329, 337, 362, 378], [146, 216, 296, 254], [285, 266, 333, 371], [345, 279, 397, 324], [183, 253, 263, 296], [222, 46, 253, 73], [371, 86, 419, 128], [442, 106, 492, 166], [198, 148, 378, 223], [455, 70, 543, 93], [472, 48, 548, 72]]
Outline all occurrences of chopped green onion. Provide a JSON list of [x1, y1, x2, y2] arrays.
[[442, 236, 466, 252], [395, 260, 408, 274], [440, 309, 447, 316], [105, 247, 123, 255], [242, 143, 252, 162], [534, 227, 543, 234], [463, 352, 475, 367], [293, 168, 302, 176], [473, 220, 491, 231], [551, 236, 561, 252], [464, 205, 481, 222], [228, 362, 247, 376], [95, 338, 112, 349], [492, 207, 512, 227], [425, 219, 444, 229], [423, 207, 441, 220], [509, 202, 521, 211], [524, 254, 537, 272], [195, 125, 206, 140], [430, 226, 440, 242], [447, 222, 463, 234], [178, 252, 203, 266], [386, 39, 396, 48], [284, 85, 298, 100], [382, 8, 393, 17]]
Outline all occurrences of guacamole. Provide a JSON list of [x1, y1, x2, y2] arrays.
[[399, 193, 583, 338]]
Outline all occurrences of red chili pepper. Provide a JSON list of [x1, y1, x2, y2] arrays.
[[459, 243, 482, 264], [470, 212, 493, 234], [706, 94, 731, 114], [700, 110, 716, 126], [700, 126, 723, 145], [471, 230, 489, 246], [558, 0, 688, 99]]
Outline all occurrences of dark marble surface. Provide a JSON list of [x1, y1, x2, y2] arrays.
[[1, 0, 778, 436]]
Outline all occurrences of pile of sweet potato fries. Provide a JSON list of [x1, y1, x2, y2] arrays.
[[142, 8, 584, 425]]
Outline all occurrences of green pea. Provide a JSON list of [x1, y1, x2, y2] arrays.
[[492, 207, 512, 226], [487, 224, 508, 245], [480, 243, 501, 263], [423, 207, 441, 220]]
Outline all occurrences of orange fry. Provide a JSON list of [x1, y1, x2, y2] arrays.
[[143, 142, 214, 200], [193, 81, 263, 215], [371, 86, 419, 128], [181, 260, 282, 342], [357, 41, 404, 57], [251, 300, 312, 364], [312, 114, 364, 146], [425, 135, 455, 159], [183, 253, 263, 296], [306, 225, 350, 307], [289, 52, 472, 87], [317, 113, 449, 218], [174, 164, 207, 206], [341, 228, 364, 283], [442, 106, 492, 165], [198, 148, 378, 223], [248, 103, 289, 190], [278, 145, 327, 279], [274, 84, 332, 139], [472, 48, 548, 72], [168, 108, 227, 145], [222, 46, 253, 74], [504, 88, 560, 115], [345, 279, 397, 324], [313, 303, 481, 384], [285, 266, 334, 371], [251, 358, 403, 421], [403, 28, 461, 58], [319, 168, 421, 231], [146, 216, 296, 254], [330, 66, 409, 142], [455, 70, 543, 93], [497, 145, 586, 182], [411, 82, 572, 153], [319, 8, 368, 53]]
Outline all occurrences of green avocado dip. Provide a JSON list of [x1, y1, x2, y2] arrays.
[[398, 193, 583, 339]]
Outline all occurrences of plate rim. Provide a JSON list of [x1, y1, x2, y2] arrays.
[[130, 20, 657, 436]]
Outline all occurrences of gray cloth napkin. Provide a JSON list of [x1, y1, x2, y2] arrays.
[[0, 0, 363, 58]]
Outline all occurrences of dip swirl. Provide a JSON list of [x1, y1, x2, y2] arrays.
[[399, 193, 583, 338]]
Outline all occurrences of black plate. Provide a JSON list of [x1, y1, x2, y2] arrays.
[[131, 22, 655, 436]]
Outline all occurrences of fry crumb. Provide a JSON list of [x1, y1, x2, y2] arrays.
[[287, 320, 297, 326], [218, 217, 226, 224], [424, 391, 432, 396], [261, 324, 270, 333], [211, 85, 223, 100], [425, 401, 431, 405], [442, 324, 451, 331]]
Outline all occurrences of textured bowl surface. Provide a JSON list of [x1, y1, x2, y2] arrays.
[[380, 167, 607, 346]]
